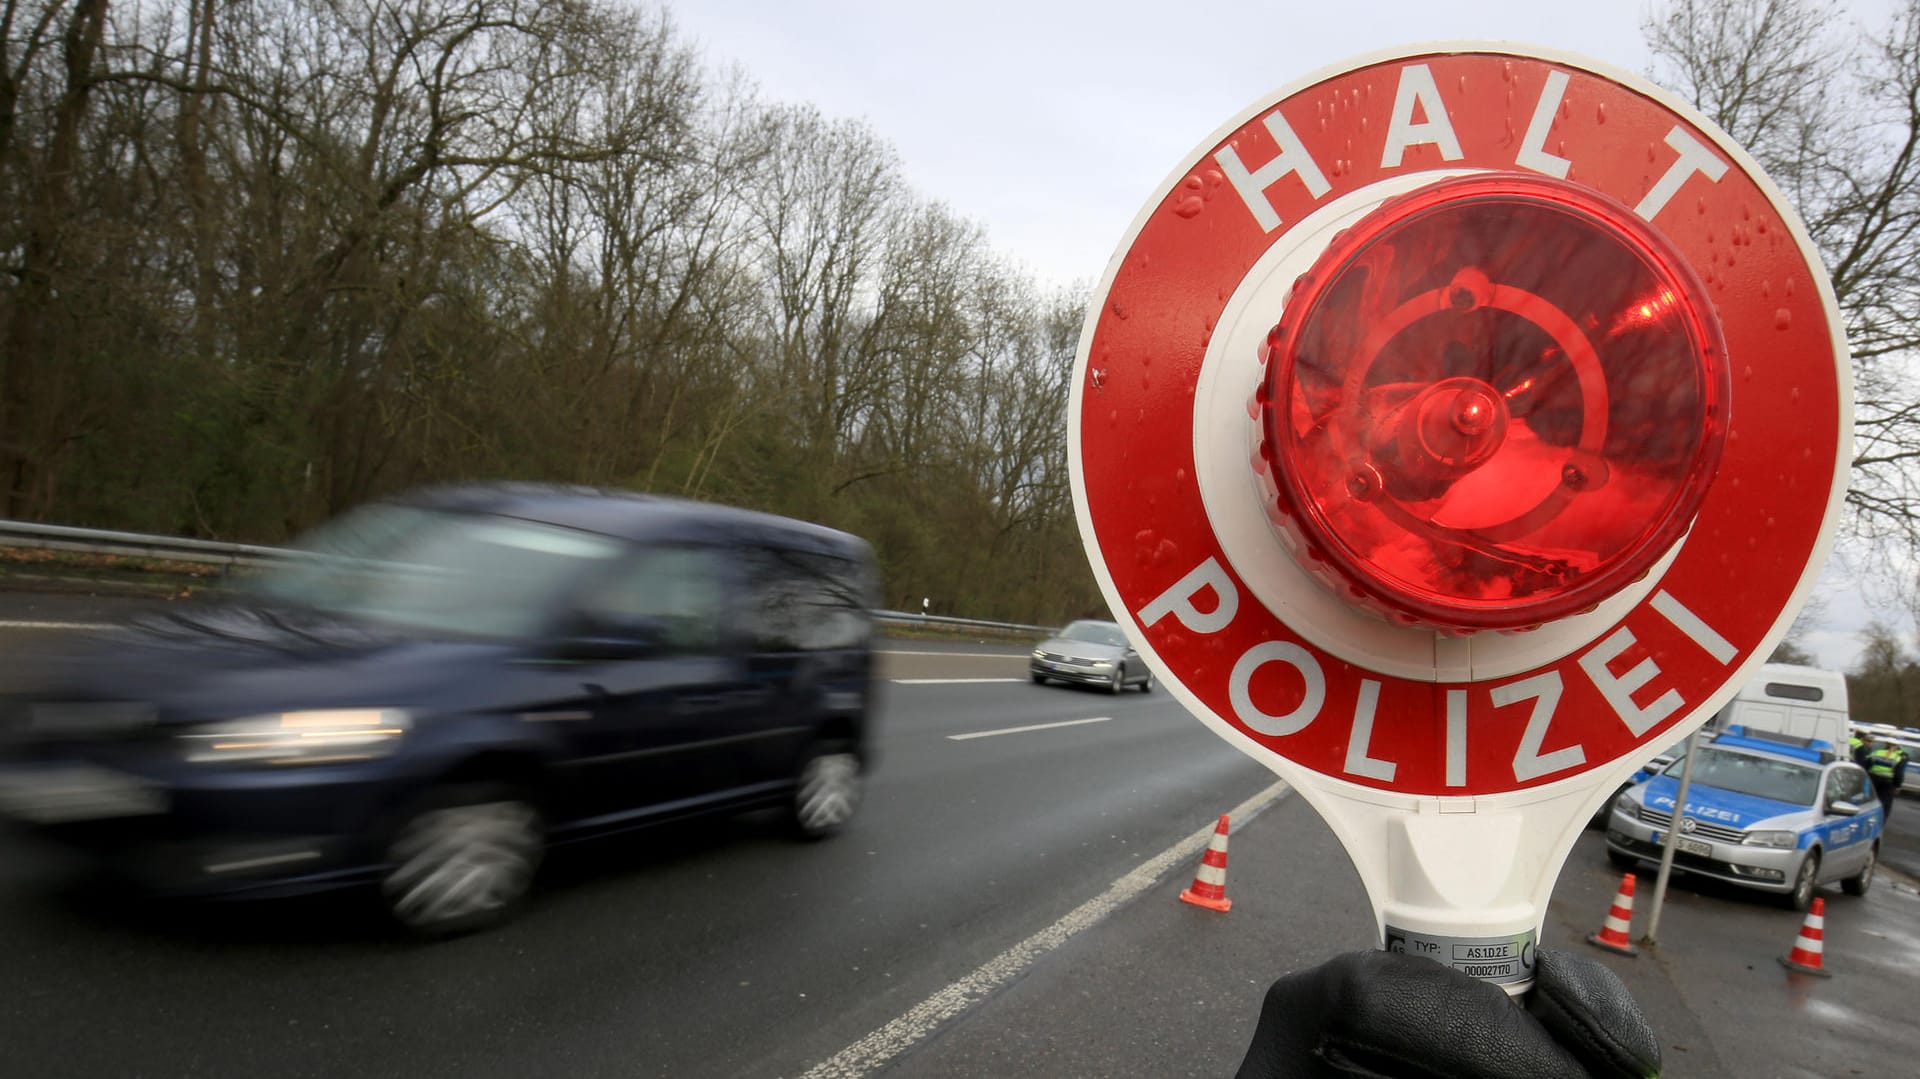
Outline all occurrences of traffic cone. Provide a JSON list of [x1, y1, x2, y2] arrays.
[[1777, 897, 1833, 978], [1179, 814, 1233, 912], [1585, 872, 1639, 956]]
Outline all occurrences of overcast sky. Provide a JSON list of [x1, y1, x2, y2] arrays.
[[668, 0, 1904, 672]]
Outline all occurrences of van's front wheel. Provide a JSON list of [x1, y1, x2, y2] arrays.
[[381, 784, 542, 936], [791, 744, 861, 839]]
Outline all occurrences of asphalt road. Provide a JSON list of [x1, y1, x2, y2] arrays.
[[2, 592, 1918, 1078]]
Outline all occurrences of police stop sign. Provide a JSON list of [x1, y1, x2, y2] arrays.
[[1071, 43, 1849, 985]]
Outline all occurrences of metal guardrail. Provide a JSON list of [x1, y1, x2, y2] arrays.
[[0, 519, 1057, 637], [0, 519, 293, 570], [871, 610, 1057, 636]]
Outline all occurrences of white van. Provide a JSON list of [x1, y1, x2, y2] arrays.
[[1706, 663, 1850, 751]]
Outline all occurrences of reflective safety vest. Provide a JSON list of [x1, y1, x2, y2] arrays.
[[1868, 746, 1904, 778]]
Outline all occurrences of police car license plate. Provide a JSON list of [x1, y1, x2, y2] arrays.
[[1675, 836, 1712, 858]]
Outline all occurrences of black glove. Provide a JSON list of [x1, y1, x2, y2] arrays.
[[1234, 948, 1660, 1079]]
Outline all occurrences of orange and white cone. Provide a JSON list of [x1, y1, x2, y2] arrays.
[[1585, 872, 1639, 956], [1778, 897, 1833, 977], [1179, 814, 1233, 912]]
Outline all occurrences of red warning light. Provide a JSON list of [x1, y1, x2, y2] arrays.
[[1257, 174, 1730, 632]]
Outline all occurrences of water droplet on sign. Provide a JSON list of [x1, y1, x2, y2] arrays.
[[1775, 308, 1792, 330], [1596, 103, 1607, 124], [1109, 301, 1128, 320], [1173, 197, 1203, 219]]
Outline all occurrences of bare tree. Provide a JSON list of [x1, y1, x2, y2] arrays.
[[1647, 0, 1920, 582], [0, 0, 1104, 626], [1, 0, 107, 518]]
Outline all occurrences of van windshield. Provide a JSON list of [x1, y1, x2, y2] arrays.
[[245, 504, 623, 639], [1668, 747, 1822, 806]]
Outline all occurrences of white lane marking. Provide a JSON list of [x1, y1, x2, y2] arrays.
[[878, 650, 1028, 659], [799, 779, 1293, 1079], [947, 717, 1112, 741], [891, 678, 1024, 685]]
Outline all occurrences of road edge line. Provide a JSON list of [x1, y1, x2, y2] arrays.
[[796, 778, 1293, 1079]]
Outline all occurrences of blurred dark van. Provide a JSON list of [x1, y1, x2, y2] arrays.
[[0, 484, 880, 933]]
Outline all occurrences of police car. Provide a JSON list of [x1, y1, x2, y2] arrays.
[[1605, 727, 1882, 911]]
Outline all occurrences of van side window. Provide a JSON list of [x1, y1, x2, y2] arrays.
[[1764, 682, 1824, 702], [583, 546, 725, 651], [743, 546, 871, 652]]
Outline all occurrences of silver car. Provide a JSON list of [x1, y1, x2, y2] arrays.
[[1605, 731, 1882, 911], [1030, 620, 1152, 694]]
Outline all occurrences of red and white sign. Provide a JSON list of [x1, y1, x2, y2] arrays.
[[1073, 45, 1850, 800]]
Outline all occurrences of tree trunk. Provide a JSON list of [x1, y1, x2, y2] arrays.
[[1, 0, 107, 518]]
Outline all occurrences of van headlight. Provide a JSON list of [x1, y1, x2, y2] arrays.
[[1741, 830, 1797, 849], [179, 709, 410, 765]]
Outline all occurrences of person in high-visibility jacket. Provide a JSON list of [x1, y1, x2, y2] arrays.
[[1866, 740, 1909, 819], [1852, 732, 1871, 766]]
